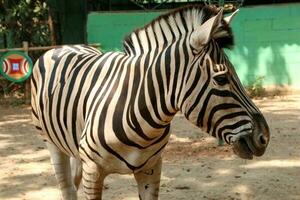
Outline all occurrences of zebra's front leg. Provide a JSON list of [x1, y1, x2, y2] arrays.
[[46, 142, 77, 200], [82, 161, 106, 200], [134, 158, 162, 200]]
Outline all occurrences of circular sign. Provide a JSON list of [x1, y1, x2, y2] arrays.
[[0, 51, 33, 83]]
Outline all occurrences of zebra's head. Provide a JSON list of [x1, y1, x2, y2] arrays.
[[180, 7, 270, 159]]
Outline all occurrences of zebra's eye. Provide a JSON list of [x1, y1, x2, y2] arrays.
[[213, 74, 229, 86]]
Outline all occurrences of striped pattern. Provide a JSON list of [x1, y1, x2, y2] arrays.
[[31, 5, 268, 200], [31, 45, 102, 158]]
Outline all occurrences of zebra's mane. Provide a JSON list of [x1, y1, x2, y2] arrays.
[[123, 4, 234, 54]]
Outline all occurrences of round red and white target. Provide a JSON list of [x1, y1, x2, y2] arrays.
[[0, 51, 33, 82]]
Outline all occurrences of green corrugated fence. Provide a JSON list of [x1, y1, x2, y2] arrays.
[[87, 3, 300, 89], [88, 11, 161, 51]]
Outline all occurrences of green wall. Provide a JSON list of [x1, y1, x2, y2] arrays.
[[88, 11, 161, 51], [228, 3, 300, 88], [87, 3, 300, 88]]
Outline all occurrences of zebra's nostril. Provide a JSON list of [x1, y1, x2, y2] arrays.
[[258, 134, 267, 146]]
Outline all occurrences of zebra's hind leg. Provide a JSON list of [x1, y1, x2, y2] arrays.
[[134, 158, 162, 200], [82, 161, 106, 199], [70, 157, 82, 190], [46, 142, 77, 200]]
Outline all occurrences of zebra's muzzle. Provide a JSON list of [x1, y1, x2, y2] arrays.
[[233, 135, 254, 160], [232, 132, 267, 160]]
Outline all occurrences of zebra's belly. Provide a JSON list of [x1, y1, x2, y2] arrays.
[[83, 149, 163, 174], [79, 131, 170, 174]]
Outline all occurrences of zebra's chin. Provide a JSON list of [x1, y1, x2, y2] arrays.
[[232, 137, 254, 160]]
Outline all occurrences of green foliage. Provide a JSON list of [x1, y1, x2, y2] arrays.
[[0, 0, 50, 103], [0, 0, 50, 47], [246, 76, 266, 98]]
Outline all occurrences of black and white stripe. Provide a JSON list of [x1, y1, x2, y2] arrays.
[[31, 5, 269, 200]]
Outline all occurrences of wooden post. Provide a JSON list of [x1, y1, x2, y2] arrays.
[[23, 41, 31, 105], [48, 11, 57, 45]]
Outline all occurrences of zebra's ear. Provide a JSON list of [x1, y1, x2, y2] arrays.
[[224, 9, 239, 24], [190, 8, 223, 50]]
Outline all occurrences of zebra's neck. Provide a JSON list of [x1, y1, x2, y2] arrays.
[[120, 7, 213, 139], [122, 39, 194, 142]]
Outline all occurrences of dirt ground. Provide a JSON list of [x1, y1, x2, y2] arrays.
[[0, 95, 299, 200]]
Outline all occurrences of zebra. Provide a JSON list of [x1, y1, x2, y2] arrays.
[[31, 5, 270, 200]]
